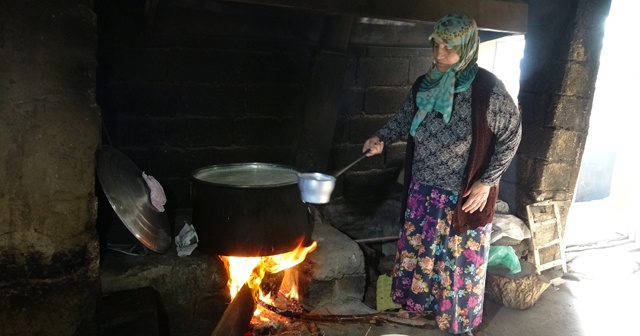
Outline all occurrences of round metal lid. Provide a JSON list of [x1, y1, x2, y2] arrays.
[[97, 146, 172, 253]]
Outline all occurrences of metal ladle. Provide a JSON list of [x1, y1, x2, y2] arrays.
[[333, 150, 370, 178]]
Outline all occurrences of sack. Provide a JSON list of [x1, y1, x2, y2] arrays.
[[487, 246, 521, 274]]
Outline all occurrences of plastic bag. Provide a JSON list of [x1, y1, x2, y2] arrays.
[[487, 246, 521, 274]]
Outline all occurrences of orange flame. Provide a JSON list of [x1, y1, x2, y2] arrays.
[[220, 241, 317, 304]]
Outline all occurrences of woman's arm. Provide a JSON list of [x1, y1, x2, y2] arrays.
[[373, 92, 415, 145], [480, 80, 522, 186]]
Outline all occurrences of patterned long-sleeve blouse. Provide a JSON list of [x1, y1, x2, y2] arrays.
[[374, 75, 521, 192]]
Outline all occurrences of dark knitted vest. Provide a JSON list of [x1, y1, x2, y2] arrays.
[[400, 68, 498, 234]]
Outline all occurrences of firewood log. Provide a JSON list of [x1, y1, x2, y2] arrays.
[[260, 269, 285, 298], [211, 283, 256, 336], [212, 268, 285, 336]]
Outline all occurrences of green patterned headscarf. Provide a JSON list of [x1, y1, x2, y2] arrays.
[[410, 13, 480, 135]]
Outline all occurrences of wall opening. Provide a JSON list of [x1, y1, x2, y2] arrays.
[[477, 34, 525, 103]]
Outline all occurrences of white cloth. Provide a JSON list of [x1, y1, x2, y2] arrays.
[[142, 172, 166, 212]]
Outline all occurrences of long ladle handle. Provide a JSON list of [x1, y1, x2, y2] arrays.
[[333, 149, 370, 178]]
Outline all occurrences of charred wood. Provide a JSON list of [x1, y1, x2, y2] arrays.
[[211, 283, 256, 336]]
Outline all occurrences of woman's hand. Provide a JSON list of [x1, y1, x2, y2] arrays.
[[461, 181, 490, 213], [363, 136, 384, 156]]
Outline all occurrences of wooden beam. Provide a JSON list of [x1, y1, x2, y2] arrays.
[[220, 0, 528, 33], [211, 283, 256, 336]]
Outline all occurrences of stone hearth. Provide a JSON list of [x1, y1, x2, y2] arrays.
[[99, 206, 366, 336]]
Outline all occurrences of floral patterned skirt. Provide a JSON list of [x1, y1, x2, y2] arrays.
[[391, 178, 492, 334]]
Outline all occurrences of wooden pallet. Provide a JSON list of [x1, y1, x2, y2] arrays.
[[526, 200, 567, 275]]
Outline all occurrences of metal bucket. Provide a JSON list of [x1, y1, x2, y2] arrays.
[[297, 150, 370, 204], [297, 173, 336, 204]]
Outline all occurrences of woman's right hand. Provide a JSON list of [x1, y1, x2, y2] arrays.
[[363, 136, 384, 156]]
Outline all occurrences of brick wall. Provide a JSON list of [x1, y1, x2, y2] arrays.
[[97, 1, 434, 210], [331, 46, 431, 200], [515, 0, 610, 215], [97, 0, 321, 209], [514, 0, 610, 264]]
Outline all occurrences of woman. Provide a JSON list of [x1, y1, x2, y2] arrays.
[[362, 13, 521, 335]]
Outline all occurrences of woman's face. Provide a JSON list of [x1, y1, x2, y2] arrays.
[[432, 38, 460, 72]]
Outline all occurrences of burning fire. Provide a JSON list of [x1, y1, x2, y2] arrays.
[[220, 240, 317, 306]]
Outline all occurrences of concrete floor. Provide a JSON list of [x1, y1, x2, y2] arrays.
[[309, 242, 640, 336], [309, 197, 640, 336]]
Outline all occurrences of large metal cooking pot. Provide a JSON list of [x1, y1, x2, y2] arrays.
[[191, 163, 312, 257]]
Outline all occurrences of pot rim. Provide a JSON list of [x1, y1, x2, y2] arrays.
[[298, 172, 336, 182], [191, 162, 301, 188]]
